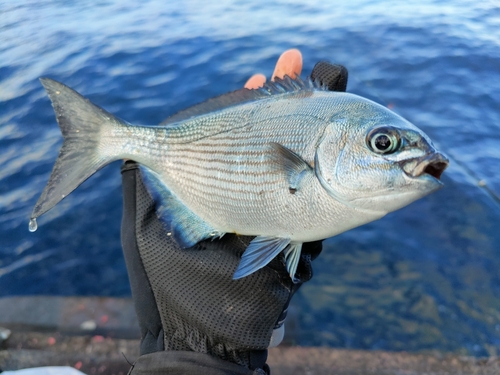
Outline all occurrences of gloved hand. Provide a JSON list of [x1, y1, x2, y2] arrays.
[[121, 50, 348, 375]]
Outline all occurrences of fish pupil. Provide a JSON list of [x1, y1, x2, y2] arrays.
[[375, 135, 391, 150]]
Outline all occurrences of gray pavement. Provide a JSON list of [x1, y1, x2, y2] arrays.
[[1, 296, 499, 374]]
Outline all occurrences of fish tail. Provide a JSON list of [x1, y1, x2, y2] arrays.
[[31, 78, 122, 225]]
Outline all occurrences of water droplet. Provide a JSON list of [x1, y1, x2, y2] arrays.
[[29, 218, 38, 232]]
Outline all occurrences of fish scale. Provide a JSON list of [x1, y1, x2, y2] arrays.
[[31, 76, 448, 280], [126, 95, 349, 238], [163, 135, 318, 224]]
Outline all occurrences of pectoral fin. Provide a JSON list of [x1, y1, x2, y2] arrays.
[[233, 236, 291, 279], [269, 143, 313, 194], [140, 166, 223, 248]]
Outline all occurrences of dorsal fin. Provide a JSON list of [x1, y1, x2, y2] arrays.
[[160, 75, 324, 126]]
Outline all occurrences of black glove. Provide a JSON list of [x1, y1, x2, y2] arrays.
[[121, 62, 348, 375]]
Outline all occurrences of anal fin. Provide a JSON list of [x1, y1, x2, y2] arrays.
[[233, 236, 291, 279], [283, 243, 303, 282], [139, 166, 222, 248]]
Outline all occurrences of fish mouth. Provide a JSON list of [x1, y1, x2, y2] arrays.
[[401, 152, 449, 181]]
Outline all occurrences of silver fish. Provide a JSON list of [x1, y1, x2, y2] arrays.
[[30, 76, 448, 280]]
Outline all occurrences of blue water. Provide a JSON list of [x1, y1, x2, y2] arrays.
[[1, 0, 500, 356]]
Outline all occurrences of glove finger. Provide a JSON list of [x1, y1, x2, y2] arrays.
[[301, 240, 323, 261], [311, 61, 348, 92]]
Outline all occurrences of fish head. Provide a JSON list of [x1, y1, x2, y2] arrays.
[[315, 94, 449, 215]]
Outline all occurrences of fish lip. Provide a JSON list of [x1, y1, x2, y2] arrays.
[[400, 152, 449, 181]]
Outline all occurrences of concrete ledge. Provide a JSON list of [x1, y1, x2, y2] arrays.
[[2, 332, 500, 375], [0, 296, 139, 339], [1, 297, 499, 374], [268, 347, 500, 375]]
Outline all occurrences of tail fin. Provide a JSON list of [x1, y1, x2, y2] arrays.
[[30, 78, 121, 229]]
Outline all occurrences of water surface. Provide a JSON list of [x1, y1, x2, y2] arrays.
[[1, 0, 499, 356]]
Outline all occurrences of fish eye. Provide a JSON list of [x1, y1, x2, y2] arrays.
[[366, 126, 401, 154]]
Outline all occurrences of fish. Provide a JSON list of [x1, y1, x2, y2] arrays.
[[30, 76, 449, 281]]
